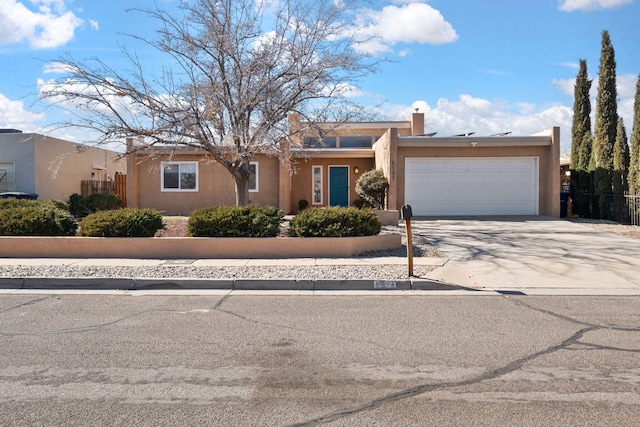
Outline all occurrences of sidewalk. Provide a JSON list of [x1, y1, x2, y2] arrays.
[[0, 256, 460, 292]]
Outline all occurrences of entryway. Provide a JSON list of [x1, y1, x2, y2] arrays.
[[329, 166, 349, 207]]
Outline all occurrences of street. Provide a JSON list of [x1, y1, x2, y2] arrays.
[[1, 291, 639, 426]]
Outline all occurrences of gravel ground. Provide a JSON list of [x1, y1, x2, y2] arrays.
[[567, 218, 640, 240], [1, 217, 637, 281]]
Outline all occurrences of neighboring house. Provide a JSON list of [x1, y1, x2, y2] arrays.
[[126, 112, 560, 217], [0, 130, 125, 201]]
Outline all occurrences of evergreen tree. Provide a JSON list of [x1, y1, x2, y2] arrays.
[[591, 30, 618, 219], [569, 59, 592, 217], [613, 118, 630, 220], [613, 118, 630, 192], [629, 74, 640, 195]]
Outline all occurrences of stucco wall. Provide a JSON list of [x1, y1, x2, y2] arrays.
[[0, 133, 35, 193], [131, 152, 280, 215], [34, 135, 124, 201], [395, 142, 559, 216], [289, 156, 375, 213], [0, 132, 124, 200]]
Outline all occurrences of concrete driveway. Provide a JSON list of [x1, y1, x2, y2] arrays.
[[413, 216, 640, 294]]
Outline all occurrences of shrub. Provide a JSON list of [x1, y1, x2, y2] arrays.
[[289, 206, 381, 237], [355, 169, 389, 210], [0, 205, 77, 236], [0, 198, 69, 212], [187, 205, 283, 237], [68, 193, 122, 217], [77, 208, 164, 237]]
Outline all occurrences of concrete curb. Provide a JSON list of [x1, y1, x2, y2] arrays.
[[0, 277, 462, 291]]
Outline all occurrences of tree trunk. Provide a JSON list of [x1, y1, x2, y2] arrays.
[[235, 176, 250, 206]]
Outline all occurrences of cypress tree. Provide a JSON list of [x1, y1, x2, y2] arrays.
[[569, 59, 592, 217], [591, 30, 618, 219], [613, 118, 630, 220], [629, 75, 640, 195]]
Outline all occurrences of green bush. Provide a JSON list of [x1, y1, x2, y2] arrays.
[[0, 205, 77, 236], [68, 193, 122, 217], [355, 169, 389, 210], [77, 208, 164, 237], [0, 198, 69, 212], [289, 206, 381, 237], [188, 205, 283, 237]]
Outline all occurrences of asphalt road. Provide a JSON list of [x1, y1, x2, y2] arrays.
[[1, 291, 639, 426]]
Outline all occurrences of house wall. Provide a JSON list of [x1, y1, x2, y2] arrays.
[[33, 135, 124, 201], [374, 129, 396, 209], [130, 152, 280, 216], [393, 130, 560, 216], [0, 133, 36, 193], [0, 132, 124, 200], [289, 157, 375, 213]]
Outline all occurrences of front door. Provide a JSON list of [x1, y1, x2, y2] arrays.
[[329, 166, 349, 207]]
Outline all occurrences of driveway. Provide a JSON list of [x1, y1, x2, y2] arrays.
[[412, 216, 640, 293]]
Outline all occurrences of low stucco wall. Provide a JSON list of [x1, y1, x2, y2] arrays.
[[0, 234, 401, 259]]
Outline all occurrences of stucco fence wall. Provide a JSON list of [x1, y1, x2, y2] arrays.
[[0, 234, 401, 259]]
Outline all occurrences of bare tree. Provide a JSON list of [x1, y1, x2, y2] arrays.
[[39, 0, 375, 205]]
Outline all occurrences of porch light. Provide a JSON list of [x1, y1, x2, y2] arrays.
[[354, 166, 360, 174]]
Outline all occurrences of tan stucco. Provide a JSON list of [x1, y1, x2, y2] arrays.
[[125, 114, 561, 218], [33, 135, 124, 201], [0, 132, 124, 201], [128, 150, 280, 216], [388, 128, 561, 216], [288, 155, 375, 213], [0, 234, 401, 258]]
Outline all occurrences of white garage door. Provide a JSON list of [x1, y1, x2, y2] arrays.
[[405, 157, 539, 216]]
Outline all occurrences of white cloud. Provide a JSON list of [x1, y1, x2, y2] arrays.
[[0, 0, 83, 49], [558, 0, 634, 12], [552, 77, 577, 97], [353, 2, 458, 55], [616, 73, 638, 98], [0, 93, 45, 130], [89, 19, 99, 31], [42, 61, 78, 74]]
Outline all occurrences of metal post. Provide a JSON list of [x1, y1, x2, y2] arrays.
[[405, 217, 413, 277]]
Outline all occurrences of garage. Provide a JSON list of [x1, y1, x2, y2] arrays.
[[405, 157, 539, 216]]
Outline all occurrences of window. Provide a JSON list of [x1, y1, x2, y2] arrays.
[[303, 136, 337, 148], [340, 136, 373, 149], [161, 162, 198, 191], [0, 162, 15, 192], [312, 165, 322, 205], [248, 162, 258, 192]]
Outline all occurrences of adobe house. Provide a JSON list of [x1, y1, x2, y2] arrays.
[[0, 130, 125, 201], [126, 112, 560, 217]]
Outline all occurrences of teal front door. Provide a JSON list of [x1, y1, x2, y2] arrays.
[[329, 166, 349, 206]]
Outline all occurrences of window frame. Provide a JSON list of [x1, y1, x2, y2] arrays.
[[0, 162, 16, 192], [248, 162, 259, 192], [161, 161, 199, 192], [312, 165, 323, 205]]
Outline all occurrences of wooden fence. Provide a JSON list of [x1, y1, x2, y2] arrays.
[[81, 174, 126, 206]]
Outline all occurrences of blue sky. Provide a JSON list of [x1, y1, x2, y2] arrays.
[[1, 0, 639, 155]]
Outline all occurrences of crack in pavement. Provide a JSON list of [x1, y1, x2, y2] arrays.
[[0, 308, 194, 338], [0, 296, 51, 314], [287, 326, 597, 426], [211, 296, 412, 355], [288, 296, 640, 426]]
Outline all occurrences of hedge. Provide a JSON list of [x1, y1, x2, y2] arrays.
[[188, 205, 283, 237], [77, 208, 164, 237], [289, 207, 381, 237], [0, 203, 77, 236]]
